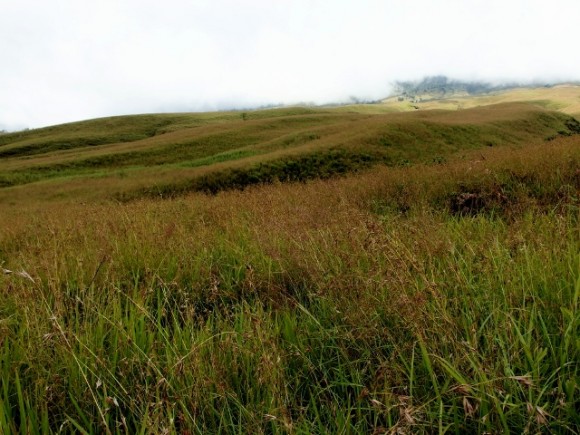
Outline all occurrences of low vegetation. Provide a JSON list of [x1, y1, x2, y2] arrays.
[[0, 102, 578, 204], [0, 96, 579, 433]]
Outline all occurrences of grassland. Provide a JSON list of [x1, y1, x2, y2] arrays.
[[1, 100, 579, 204], [0, 91, 579, 433], [380, 85, 580, 117]]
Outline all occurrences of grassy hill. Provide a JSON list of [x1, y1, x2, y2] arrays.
[[0, 91, 579, 433], [1, 99, 579, 204], [381, 84, 580, 117]]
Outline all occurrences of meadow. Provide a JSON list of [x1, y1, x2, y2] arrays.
[[0, 91, 579, 433]]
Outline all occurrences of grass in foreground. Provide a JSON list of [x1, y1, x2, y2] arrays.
[[0, 133, 579, 433]]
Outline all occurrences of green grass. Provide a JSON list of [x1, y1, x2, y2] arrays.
[[0, 100, 579, 433], [0, 102, 577, 201]]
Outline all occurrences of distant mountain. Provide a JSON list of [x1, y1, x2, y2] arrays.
[[392, 76, 555, 99]]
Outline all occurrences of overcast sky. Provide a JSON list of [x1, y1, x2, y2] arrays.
[[1, 0, 579, 130]]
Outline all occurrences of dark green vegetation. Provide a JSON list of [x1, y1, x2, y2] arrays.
[[0, 100, 579, 433]]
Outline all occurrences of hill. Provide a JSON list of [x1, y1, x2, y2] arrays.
[[0, 89, 579, 433], [0, 99, 579, 204], [393, 75, 523, 97], [381, 81, 580, 116]]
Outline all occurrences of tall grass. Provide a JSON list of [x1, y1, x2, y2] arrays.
[[0, 133, 579, 432]]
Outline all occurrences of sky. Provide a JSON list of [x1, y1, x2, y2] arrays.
[[1, 0, 579, 131]]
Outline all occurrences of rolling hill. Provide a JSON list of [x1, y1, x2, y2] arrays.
[[1, 91, 579, 204], [1, 86, 580, 433], [381, 83, 580, 116]]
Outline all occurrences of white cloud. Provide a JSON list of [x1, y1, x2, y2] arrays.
[[1, 0, 579, 129]]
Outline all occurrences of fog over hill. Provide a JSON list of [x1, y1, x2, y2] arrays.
[[392, 76, 579, 99]]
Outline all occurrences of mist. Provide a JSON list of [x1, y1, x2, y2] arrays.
[[1, 0, 579, 130]]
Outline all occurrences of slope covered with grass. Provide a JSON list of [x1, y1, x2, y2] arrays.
[[1, 133, 579, 433], [0, 102, 578, 203], [0, 98, 579, 433], [381, 84, 580, 117]]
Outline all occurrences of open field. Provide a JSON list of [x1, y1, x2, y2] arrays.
[[0, 93, 579, 433]]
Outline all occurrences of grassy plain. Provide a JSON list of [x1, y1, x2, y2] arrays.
[[0, 90, 579, 433]]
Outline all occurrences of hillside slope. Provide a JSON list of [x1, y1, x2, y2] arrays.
[[380, 84, 580, 116], [1, 89, 580, 433], [0, 101, 579, 204]]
